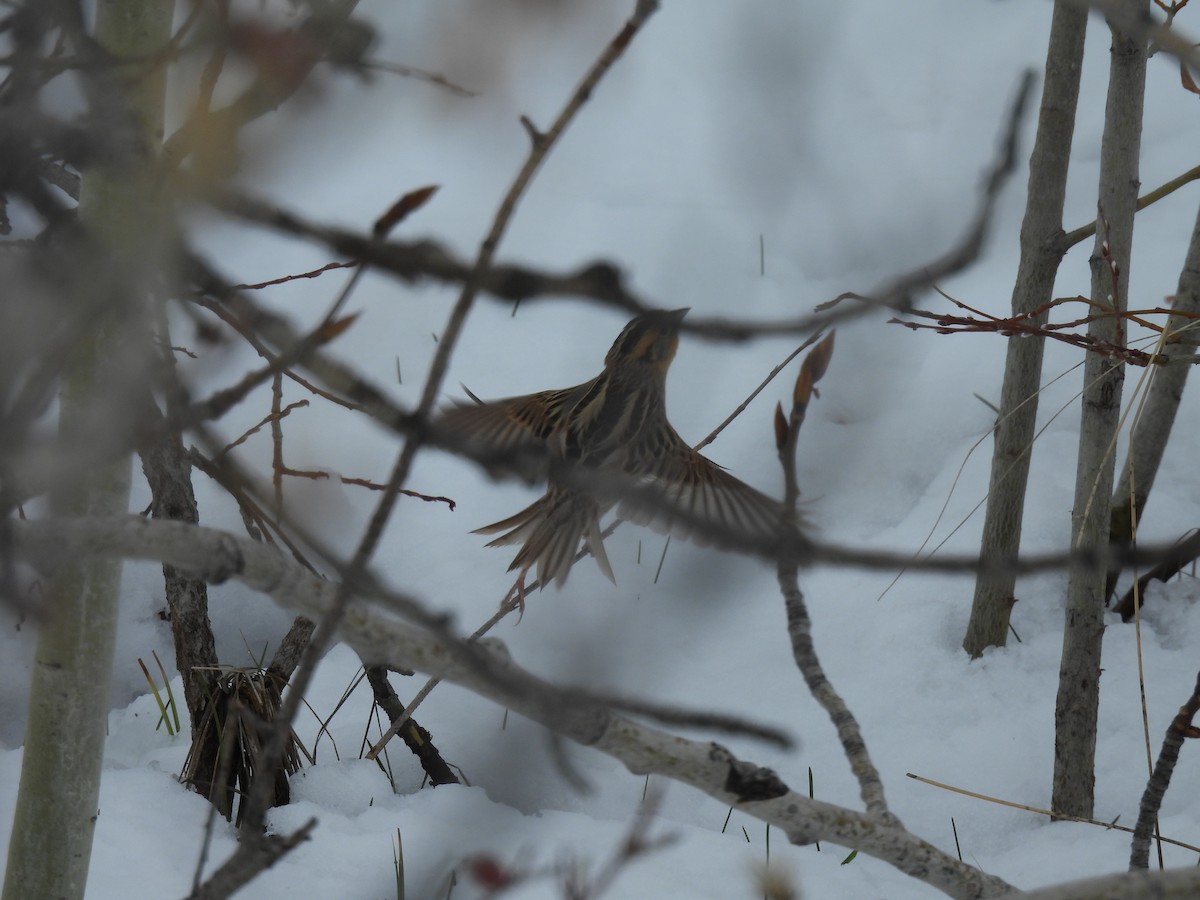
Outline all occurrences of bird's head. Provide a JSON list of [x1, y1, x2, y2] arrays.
[[604, 307, 689, 374]]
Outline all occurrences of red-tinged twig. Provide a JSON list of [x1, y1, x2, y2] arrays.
[[892, 304, 1160, 367], [321, 185, 441, 327], [191, 295, 365, 413], [218, 399, 310, 457], [159, 332, 201, 359], [233, 261, 356, 291], [372, 185, 439, 239], [934, 287, 1184, 338], [187, 307, 358, 428], [359, 57, 476, 97], [279, 467, 455, 509]]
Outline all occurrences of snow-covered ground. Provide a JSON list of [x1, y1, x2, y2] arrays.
[[5, 1, 1200, 897]]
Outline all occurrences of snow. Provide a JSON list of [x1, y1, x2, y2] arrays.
[[6, 1, 1200, 897]]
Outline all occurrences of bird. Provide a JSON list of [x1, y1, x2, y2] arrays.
[[438, 308, 798, 589]]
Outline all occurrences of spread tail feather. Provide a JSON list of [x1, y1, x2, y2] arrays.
[[473, 490, 614, 588]]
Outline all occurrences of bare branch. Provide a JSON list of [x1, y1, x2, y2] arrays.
[[184, 819, 316, 900], [10, 515, 1012, 900], [1130, 670, 1200, 868], [774, 337, 895, 823], [1013, 867, 1200, 900], [1062, 164, 1200, 248]]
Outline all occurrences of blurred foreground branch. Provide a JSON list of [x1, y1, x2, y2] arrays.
[[11, 514, 1013, 900], [206, 68, 1034, 343]]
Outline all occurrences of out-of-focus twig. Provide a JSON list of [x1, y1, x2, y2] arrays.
[[207, 68, 1033, 344], [231, 0, 662, 838]]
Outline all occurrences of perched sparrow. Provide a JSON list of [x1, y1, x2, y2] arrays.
[[440, 308, 795, 588]]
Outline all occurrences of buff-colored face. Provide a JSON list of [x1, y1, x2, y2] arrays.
[[604, 308, 688, 372]]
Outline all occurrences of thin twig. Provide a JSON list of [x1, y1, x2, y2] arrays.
[[904, 771, 1200, 856], [695, 335, 821, 451], [233, 261, 356, 291], [190, 293, 366, 413], [217, 398, 308, 457], [359, 57, 476, 97], [1062, 164, 1200, 249], [280, 467, 455, 507], [776, 336, 895, 822]]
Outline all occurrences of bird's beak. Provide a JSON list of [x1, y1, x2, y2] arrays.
[[668, 307, 690, 321]]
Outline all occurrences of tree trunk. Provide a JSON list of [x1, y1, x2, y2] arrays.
[[1, 2, 175, 898], [1109, 201, 1200, 563], [963, 1, 1087, 658], [138, 390, 221, 792], [1052, 0, 1148, 820]]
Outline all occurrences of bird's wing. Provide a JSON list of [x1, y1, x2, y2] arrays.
[[437, 381, 593, 464], [614, 432, 794, 550]]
